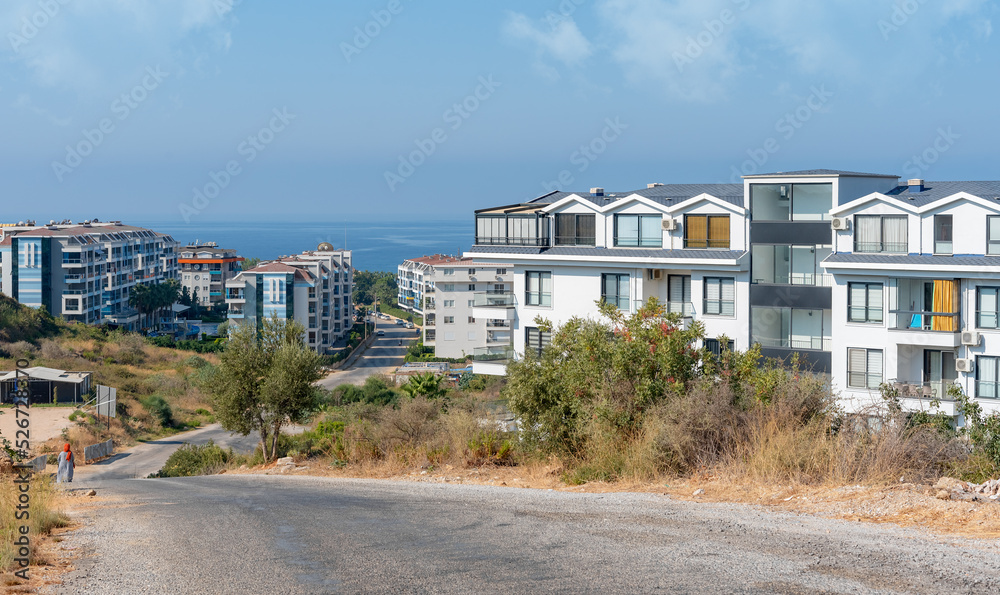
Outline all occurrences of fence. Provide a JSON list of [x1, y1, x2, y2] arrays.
[[83, 439, 114, 463]]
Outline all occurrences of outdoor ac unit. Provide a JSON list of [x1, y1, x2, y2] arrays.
[[649, 269, 664, 281], [661, 217, 678, 231], [831, 217, 850, 230], [956, 358, 974, 373], [961, 331, 981, 346]]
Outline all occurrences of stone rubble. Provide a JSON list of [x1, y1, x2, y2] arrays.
[[932, 477, 1000, 501]]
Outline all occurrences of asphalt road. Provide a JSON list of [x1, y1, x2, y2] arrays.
[[73, 424, 260, 481], [319, 319, 418, 388], [49, 475, 1000, 594]]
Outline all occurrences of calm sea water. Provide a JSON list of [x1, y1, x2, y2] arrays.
[[136, 220, 472, 273]]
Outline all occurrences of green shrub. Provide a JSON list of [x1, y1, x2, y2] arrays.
[[141, 395, 174, 427], [150, 441, 235, 477], [465, 430, 516, 466]]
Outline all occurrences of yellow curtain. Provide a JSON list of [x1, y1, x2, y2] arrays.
[[709, 216, 730, 248], [686, 216, 707, 247], [931, 279, 957, 331]]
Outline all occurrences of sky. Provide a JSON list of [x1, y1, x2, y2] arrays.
[[1, 0, 998, 226]]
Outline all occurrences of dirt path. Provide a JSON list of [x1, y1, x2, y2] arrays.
[[0, 406, 74, 448]]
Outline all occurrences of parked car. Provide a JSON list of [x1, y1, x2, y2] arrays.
[[406, 322, 414, 329], [376, 330, 385, 336], [395, 319, 404, 325]]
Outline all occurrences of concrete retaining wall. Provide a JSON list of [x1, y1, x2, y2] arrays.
[[83, 439, 113, 463]]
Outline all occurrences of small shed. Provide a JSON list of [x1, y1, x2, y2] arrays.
[[0, 367, 93, 405]]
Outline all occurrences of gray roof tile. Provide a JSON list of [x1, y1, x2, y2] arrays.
[[468, 245, 745, 260], [824, 253, 1000, 267], [744, 169, 899, 178], [883, 181, 1000, 208]]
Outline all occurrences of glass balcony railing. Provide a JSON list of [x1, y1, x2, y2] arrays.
[[473, 346, 513, 362], [474, 292, 515, 308], [889, 310, 959, 332], [665, 301, 696, 317], [891, 380, 957, 401]]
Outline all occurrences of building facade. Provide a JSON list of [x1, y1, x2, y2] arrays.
[[397, 255, 513, 359], [179, 243, 243, 307], [465, 171, 1000, 415], [225, 244, 354, 353], [0, 221, 179, 330]]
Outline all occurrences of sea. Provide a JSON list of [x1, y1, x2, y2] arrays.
[[135, 220, 472, 273]]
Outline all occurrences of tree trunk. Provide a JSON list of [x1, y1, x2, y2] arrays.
[[269, 421, 283, 461]]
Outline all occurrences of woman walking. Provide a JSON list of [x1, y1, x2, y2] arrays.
[[56, 443, 75, 483]]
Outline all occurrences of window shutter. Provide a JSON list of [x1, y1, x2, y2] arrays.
[[721, 278, 735, 315], [867, 350, 883, 389], [848, 348, 866, 388]]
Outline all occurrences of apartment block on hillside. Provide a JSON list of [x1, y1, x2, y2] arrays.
[[225, 244, 354, 352], [465, 172, 1000, 415], [0, 220, 179, 330], [179, 243, 243, 307], [397, 254, 513, 359]]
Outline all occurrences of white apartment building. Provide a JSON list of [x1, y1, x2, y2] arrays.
[[398, 254, 513, 359], [179, 243, 243, 307], [0, 220, 179, 330], [465, 171, 1000, 416], [225, 244, 354, 353]]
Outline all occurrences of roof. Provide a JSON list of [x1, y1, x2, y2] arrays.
[[824, 253, 1000, 268], [0, 367, 90, 383], [743, 169, 899, 178], [469, 245, 746, 260], [405, 254, 468, 265], [883, 181, 1000, 208], [241, 262, 316, 282], [519, 184, 745, 210]]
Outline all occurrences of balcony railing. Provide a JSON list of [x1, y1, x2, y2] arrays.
[[889, 310, 959, 332], [891, 380, 957, 401], [487, 331, 511, 344], [474, 236, 548, 247], [755, 337, 833, 351], [473, 346, 513, 362], [665, 301, 696, 317], [474, 292, 516, 308], [486, 320, 510, 328], [855, 242, 907, 254]]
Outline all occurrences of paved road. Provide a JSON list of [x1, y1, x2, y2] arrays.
[[319, 319, 418, 388], [48, 475, 1000, 594], [73, 424, 260, 481]]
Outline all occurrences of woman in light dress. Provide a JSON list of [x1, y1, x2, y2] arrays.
[[56, 443, 75, 483]]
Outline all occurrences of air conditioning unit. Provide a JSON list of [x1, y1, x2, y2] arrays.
[[831, 217, 850, 230], [956, 358, 974, 373], [661, 217, 678, 231], [961, 331, 981, 346], [648, 269, 663, 281]]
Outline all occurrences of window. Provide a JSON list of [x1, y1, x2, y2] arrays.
[[989, 216, 1000, 255], [854, 215, 907, 253], [614, 215, 661, 247], [468, 316, 476, 323], [555, 213, 596, 246], [425, 329, 436, 341], [496, 268, 507, 275], [440, 284, 455, 292], [468, 284, 476, 291], [442, 269, 454, 275], [526, 271, 552, 307], [684, 215, 730, 249], [977, 356, 1000, 399], [750, 183, 832, 221], [977, 287, 1000, 329], [848, 283, 884, 324], [704, 277, 735, 316], [468, 268, 476, 275], [667, 275, 692, 316], [934, 215, 953, 254], [751, 245, 832, 286], [848, 348, 883, 389], [467, 299, 475, 308], [601, 273, 630, 310], [704, 338, 734, 357], [444, 316, 455, 324], [443, 300, 455, 308], [525, 326, 552, 358]]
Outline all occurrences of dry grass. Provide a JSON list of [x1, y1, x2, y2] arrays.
[[0, 474, 69, 573]]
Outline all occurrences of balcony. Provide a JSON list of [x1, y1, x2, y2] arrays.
[[473, 292, 516, 320], [486, 320, 510, 329], [892, 380, 957, 402], [487, 330, 511, 344], [64, 274, 85, 284], [472, 346, 513, 376]]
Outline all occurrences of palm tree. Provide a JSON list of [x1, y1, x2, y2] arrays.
[[400, 372, 446, 399]]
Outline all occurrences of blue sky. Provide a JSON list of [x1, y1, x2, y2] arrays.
[[1, 0, 997, 225]]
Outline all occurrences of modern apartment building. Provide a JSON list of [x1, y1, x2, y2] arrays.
[[179, 243, 243, 307], [465, 171, 1000, 415], [397, 254, 513, 359], [0, 221, 179, 330], [224, 244, 354, 353]]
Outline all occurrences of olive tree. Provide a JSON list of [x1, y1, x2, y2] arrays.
[[211, 315, 322, 462]]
